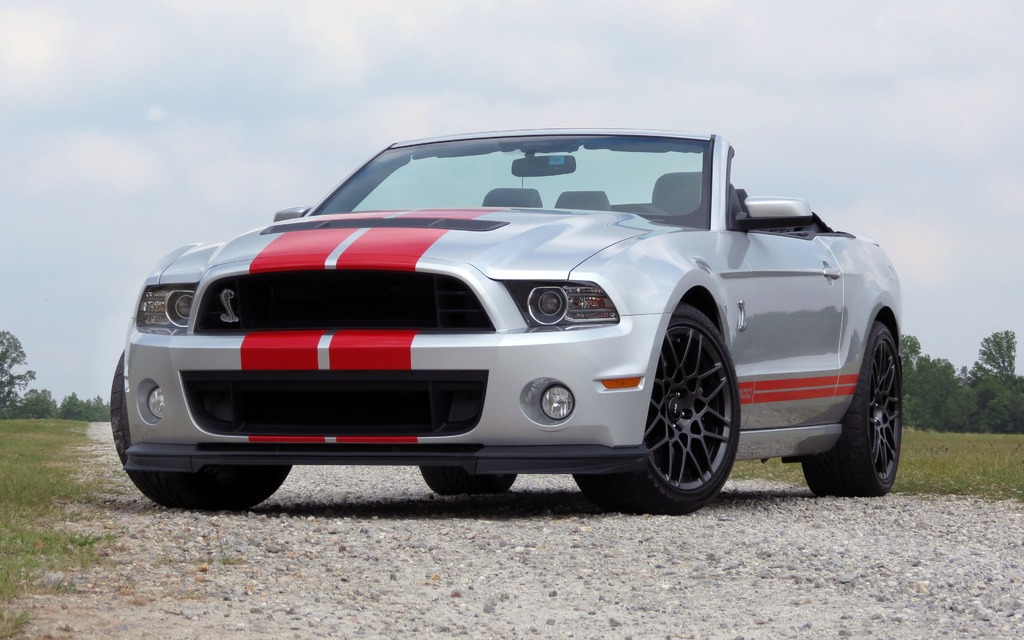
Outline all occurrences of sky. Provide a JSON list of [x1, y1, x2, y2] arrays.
[[1, 0, 1022, 402]]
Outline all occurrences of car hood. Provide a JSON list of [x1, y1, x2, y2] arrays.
[[158, 209, 675, 283]]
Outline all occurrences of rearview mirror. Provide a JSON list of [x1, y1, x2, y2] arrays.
[[511, 154, 577, 177]]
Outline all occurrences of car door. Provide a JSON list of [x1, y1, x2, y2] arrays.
[[722, 231, 846, 429]]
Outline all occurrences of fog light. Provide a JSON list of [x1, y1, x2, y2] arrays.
[[147, 387, 166, 419], [540, 385, 574, 420]]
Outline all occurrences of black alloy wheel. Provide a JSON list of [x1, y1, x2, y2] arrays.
[[645, 316, 737, 492], [575, 306, 740, 514], [802, 322, 902, 497]]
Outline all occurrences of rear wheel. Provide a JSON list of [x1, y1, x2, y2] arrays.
[[419, 466, 517, 495], [110, 354, 291, 510], [801, 322, 902, 496], [575, 306, 740, 515]]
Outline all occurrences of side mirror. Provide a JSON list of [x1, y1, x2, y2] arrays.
[[733, 196, 813, 231], [273, 206, 310, 222]]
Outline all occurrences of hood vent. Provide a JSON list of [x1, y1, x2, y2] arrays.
[[262, 217, 509, 235]]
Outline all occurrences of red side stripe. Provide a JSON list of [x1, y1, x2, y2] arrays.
[[750, 387, 841, 404], [749, 375, 837, 391], [739, 374, 858, 405], [333, 227, 448, 271], [250, 228, 359, 273], [329, 330, 418, 370], [241, 330, 323, 370]]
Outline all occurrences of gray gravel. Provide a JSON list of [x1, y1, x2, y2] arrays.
[[16, 423, 1024, 639]]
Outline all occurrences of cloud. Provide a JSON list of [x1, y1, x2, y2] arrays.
[[0, 8, 71, 91]]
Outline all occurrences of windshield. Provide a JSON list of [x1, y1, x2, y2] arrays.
[[314, 134, 712, 228]]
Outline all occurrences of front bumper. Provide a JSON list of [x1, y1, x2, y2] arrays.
[[124, 313, 665, 455], [125, 442, 651, 475]]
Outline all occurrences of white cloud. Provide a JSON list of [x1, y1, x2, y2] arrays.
[[0, 8, 72, 92]]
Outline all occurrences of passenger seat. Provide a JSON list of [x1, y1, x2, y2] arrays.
[[482, 188, 543, 208], [554, 190, 611, 211]]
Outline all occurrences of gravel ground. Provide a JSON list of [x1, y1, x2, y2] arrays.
[[14, 423, 1024, 639]]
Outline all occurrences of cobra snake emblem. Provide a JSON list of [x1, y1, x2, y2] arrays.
[[219, 289, 239, 323]]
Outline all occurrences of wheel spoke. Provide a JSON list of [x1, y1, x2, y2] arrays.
[[646, 428, 672, 452], [866, 335, 901, 480], [645, 322, 736, 491]]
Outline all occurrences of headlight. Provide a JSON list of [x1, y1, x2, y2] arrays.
[[137, 286, 196, 334], [505, 281, 619, 327]]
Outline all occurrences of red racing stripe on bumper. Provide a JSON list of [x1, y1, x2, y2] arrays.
[[248, 435, 327, 443], [241, 330, 323, 370], [334, 436, 419, 444], [247, 435, 419, 444], [240, 330, 419, 371], [329, 330, 418, 370]]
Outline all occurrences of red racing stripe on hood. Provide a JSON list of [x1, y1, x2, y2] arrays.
[[250, 228, 359, 274], [250, 211, 489, 274], [332, 227, 448, 271]]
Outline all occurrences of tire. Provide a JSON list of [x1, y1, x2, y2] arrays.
[[575, 305, 740, 515], [110, 353, 291, 510], [419, 466, 517, 495], [801, 322, 902, 497]]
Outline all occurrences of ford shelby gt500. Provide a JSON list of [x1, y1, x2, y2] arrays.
[[111, 129, 902, 514]]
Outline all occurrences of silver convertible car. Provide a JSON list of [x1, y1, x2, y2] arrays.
[[111, 129, 902, 514]]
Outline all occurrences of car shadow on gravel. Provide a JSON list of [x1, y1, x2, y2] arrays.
[[252, 489, 604, 520], [243, 484, 817, 520]]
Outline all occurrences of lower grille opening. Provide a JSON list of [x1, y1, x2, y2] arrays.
[[182, 371, 486, 437]]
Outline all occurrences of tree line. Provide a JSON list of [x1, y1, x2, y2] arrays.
[[901, 330, 1023, 434], [2, 328, 1022, 432], [0, 330, 110, 422]]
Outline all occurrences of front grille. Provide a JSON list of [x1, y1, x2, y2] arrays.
[[182, 370, 487, 437], [194, 271, 492, 333]]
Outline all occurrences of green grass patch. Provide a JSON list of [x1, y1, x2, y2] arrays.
[[731, 429, 1024, 501], [0, 420, 103, 637]]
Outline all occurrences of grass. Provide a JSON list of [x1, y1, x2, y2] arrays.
[[0, 420, 104, 638], [732, 428, 1024, 501]]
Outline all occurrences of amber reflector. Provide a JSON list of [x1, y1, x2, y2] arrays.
[[601, 377, 642, 390]]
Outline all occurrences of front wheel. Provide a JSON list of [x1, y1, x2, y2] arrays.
[[110, 353, 291, 510], [801, 322, 902, 497], [575, 305, 740, 515]]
